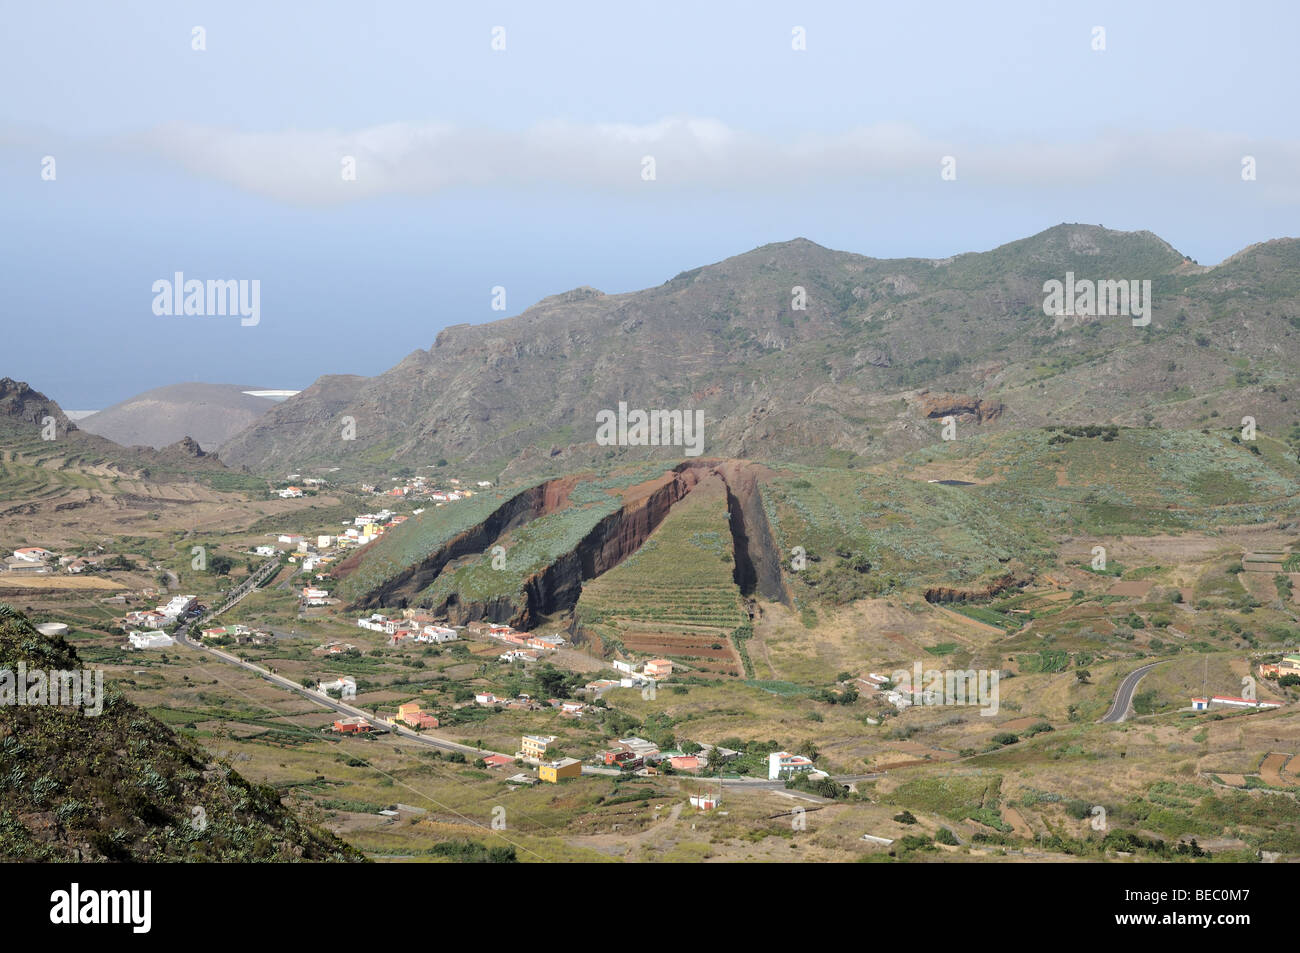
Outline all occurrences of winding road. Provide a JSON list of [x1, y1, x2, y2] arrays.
[[1099, 660, 1165, 723]]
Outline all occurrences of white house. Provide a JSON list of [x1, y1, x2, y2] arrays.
[[318, 676, 357, 698], [158, 594, 197, 622], [12, 547, 54, 563], [768, 751, 816, 780], [253, 545, 278, 557], [129, 631, 175, 649], [1192, 695, 1282, 711], [126, 609, 167, 629]]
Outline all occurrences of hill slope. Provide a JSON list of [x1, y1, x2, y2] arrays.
[[78, 382, 281, 451], [0, 604, 363, 861], [219, 224, 1300, 479]]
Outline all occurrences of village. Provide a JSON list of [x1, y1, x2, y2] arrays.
[[7, 466, 1300, 850]]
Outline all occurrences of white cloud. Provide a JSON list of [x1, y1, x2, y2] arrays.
[[24, 117, 1300, 205]]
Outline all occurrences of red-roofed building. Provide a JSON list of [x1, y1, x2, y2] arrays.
[[644, 658, 674, 678], [333, 717, 372, 734]]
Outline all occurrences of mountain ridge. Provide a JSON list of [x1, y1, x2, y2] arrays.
[[214, 223, 1300, 479]]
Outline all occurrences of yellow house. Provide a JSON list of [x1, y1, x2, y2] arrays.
[[538, 758, 582, 783], [389, 701, 423, 726], [521, 734, 555, 760]]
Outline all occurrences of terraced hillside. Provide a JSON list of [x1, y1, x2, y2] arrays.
[[416, 495, 624, 622], [0, 378, 277, 549], [575, 473, 749, 675], [757, 426, 1300, 611], [335, 462, 703, 624], [332, 428, 1300, 643]]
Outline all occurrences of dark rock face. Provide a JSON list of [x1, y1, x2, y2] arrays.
[[165, 436, 207, 458], [340, 479, 570, 610], [0, 377, 74, 433], [712, 459, 789, 604], [924, 573, 1024, 603], [342, 459, 790, 629], [916, 391, 1004, 423]]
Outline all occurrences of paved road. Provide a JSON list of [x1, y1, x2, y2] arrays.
[[173, 560, 504, 760], [176, 628, 503, 758], [166, 562, 907, 786], [1100, 660, 1165, 723]]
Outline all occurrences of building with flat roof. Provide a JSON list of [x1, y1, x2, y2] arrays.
[[333, 717, 372, 734], [538, 758, 582, 783], [1191, 695, 1282, 711], [521, 734, 556, 761], [128, 631, 175, 650]]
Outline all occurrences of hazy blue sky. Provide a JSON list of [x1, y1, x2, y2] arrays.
[[3, 1, 1298, 408]]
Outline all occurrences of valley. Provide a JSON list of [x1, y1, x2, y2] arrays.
[[5, 226, 1300, 865]]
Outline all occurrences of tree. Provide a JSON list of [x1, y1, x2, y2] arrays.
[[1075, 669, 1092, 684], [534, 665, 570, 699], [812, 777, 848, 799]]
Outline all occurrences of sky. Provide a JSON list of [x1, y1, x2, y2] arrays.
[[3, 1, 1298, 408]]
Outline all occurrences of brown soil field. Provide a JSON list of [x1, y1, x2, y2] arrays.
[[620, 631, 735, 660], [1002, 806, 1034, 839], [1106, 580, 1153, 597], [998, 716, 1045, 732], [1259, 752, 1293, 787]]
